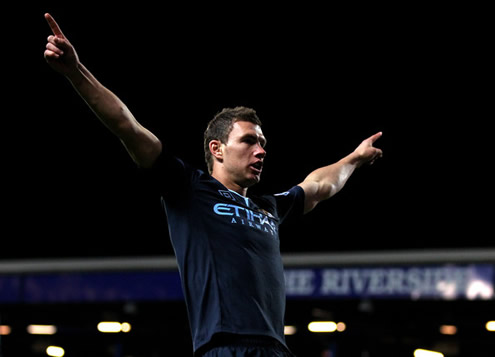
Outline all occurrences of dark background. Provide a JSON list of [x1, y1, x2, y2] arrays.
[[11, 6, 492, 259], [0, 6, 492, 357]]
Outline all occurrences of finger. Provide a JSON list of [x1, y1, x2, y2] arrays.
[[367, 131, 383, 144], [47, 35, 60, 45], [44, 49, 60, 60], [45, 13, 65, 39], [47, 35, 69, 53], [53, 37, 71, 51], [46, 42, 64, 56], [368, 149, 383, 165]]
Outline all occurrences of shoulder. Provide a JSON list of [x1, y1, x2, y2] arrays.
[[145, 149, 207, 198], [273, 185, 305, 201], [253, 186, 305, 219]]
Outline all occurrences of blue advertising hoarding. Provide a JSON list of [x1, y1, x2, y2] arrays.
[[284, 264, 494, 300], [1, 264, 493, 303]]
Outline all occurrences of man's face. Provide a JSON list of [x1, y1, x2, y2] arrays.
[[222, 121, 267, 187]]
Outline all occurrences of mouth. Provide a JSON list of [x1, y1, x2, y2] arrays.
[[249, 161, 263, 174]]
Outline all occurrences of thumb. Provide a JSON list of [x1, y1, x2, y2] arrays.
[[54, 37, 72, 51]]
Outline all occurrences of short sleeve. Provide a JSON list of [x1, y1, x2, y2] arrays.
[[273, 185, 305, 223], [145, 148, 191, 198]]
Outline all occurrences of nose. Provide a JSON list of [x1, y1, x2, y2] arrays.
[[255, 144, 266, 159]]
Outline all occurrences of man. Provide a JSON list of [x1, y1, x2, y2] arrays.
[[44, 13, 383, 356]]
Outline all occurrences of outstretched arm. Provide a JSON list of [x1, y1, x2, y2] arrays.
[[298, 132, 383, 214], [44, 13, 161, 168]]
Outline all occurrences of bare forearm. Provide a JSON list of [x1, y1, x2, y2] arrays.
[[66, 63, 161, 167], [44, 13, 162, 168], [305, 153, 358, 200], [298, 133, 383, 213], [67, 63, 137, 137], [298, 153, 358, 213]]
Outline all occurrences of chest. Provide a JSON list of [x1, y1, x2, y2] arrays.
[[199, 187, 280, 239]]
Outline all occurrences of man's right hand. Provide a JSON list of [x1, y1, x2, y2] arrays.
[[44, 13, 80, 77]]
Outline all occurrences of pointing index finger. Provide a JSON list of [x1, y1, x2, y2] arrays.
[[44, 13, 65, 39], [368, 131, 383, 144]]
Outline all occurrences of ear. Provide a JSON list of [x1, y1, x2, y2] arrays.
[[209, 140, 223, 161]]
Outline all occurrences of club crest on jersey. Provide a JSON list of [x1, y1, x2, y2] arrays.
[[258, 208, 275, 219], [218, 190, 236, 201]]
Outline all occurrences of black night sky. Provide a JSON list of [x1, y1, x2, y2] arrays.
[[10, 6, 491, 260]]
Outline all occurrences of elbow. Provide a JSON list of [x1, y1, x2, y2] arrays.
[[324, 182, 338, 199], [123, 131, 162, 169], [316, 180, 336, 201], [134, 139, 162, 168], [300, 179, 335, 214], [111, 106, 136, 137]]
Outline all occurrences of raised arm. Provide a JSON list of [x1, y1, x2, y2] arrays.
[[43, 13, 162, 168], [298, 132, 383, 214]]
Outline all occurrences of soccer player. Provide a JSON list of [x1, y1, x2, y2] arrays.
[[44, 13, 382, 356]]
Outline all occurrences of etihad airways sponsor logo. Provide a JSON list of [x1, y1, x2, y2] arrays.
[[213, 203, 277, 236]]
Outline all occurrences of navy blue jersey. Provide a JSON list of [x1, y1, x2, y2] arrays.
[[150, 150, 305, 353]]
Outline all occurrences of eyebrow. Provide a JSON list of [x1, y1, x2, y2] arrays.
[[240, 133, 267, 147]]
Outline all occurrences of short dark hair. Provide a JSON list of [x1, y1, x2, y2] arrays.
[[204, 106, 262, 174]]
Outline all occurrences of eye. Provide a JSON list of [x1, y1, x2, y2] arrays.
[[242, 136, 257, 145]]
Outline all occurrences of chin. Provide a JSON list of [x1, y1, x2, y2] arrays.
[[243, 175, 261, 187], [251, 174, 262, 185]]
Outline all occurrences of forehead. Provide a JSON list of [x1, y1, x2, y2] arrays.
[[229, 121, 264, 139]]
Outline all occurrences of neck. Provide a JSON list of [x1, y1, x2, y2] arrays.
[[211, 172, 248, 197]]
